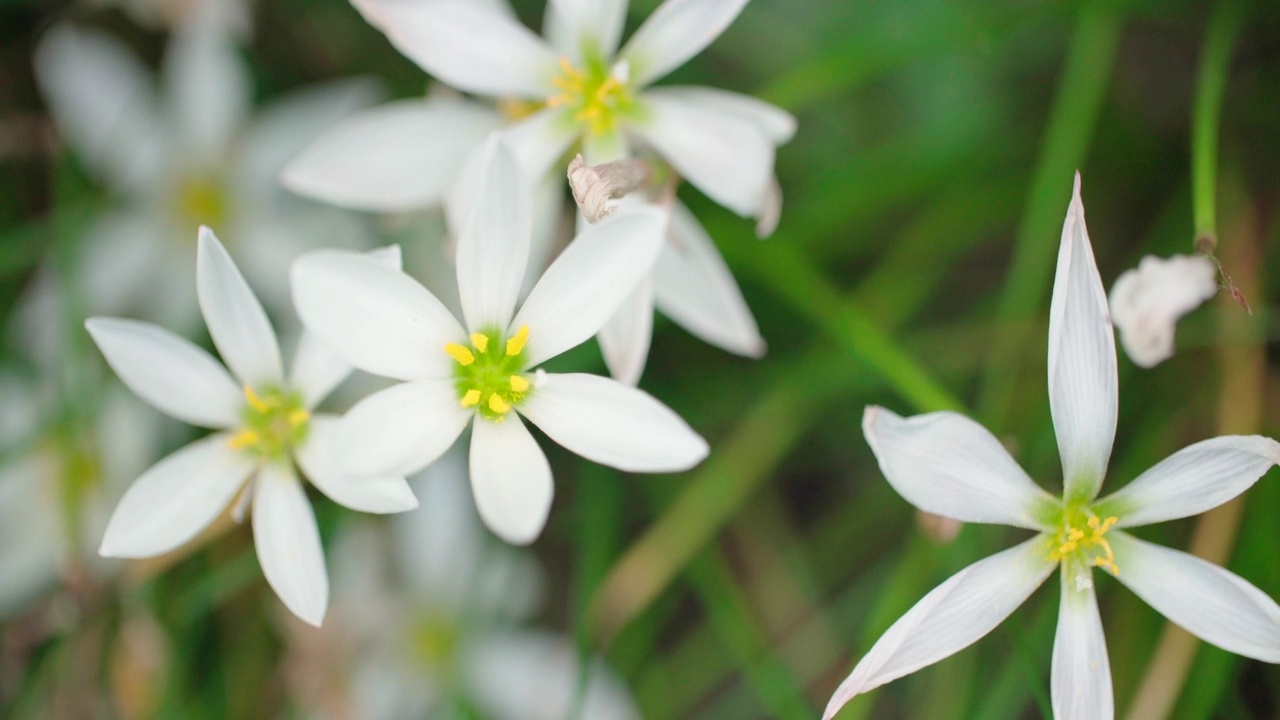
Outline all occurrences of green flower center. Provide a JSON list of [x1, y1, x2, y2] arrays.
[[1046, 502, 1120, 576], [446, 327, 532, 422], [411, 615, 460, 668], [176, 174, 230, 230], [549, 55, 637, 137], [228, 386, 310, 460]]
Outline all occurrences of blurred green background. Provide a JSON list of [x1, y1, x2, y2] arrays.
[[3, 0, 1280, 718]]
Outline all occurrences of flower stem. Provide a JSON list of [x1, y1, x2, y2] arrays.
[[1191, 0, 1246, 253]]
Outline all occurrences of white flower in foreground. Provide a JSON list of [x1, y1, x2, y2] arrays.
[[292, 141, 709, 544], [87, 228, 417, 627], [283, 0, 789, 383], [34, 14, 375, 326], [823, 174, 1280, 720], [1108, 253, 1217, 368]]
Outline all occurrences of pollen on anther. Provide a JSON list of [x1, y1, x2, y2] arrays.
[[505, 326, 529, 357], [461, 389, 482, 407], [509, 374, 530, 393], [228, 430, 259, 450], [488, 394, 511, 414], [470, 333, 489, 353], [445, 342, 476, 366], [243, 386, 270, 413], [287, 409, 310, 426]]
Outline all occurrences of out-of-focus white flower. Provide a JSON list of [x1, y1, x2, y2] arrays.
[[33, 14, 377, 327], [292, 141, 708, 545], [1108, 254, 1217, 368], [87, 228, 417, 626], [283, 0, 785, 384], [823, 175, 1280, 720]]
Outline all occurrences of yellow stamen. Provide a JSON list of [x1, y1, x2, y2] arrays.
[[461, 389, 482, 407], [243, 385, 270, 413], [445, 343, 476, 366], [287, 409, 310, 426], [509, 374, 530, 393], [505, 326, 529, 357], [488, 393, 511, 415], [228, 430, 260, 450], [470, 333, 490, 353]]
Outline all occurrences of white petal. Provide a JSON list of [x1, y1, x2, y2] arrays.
[[862, 406, 1058, 530], [519, 373, 708, 472], [469, 414, 553, 545], [196, 227, 283, 388], [99, 434, 255, 558], [618, 0, 750, 87], [1096, 435, 1280, 528], [653, 203, 765, 357], [632, 92, 774, 218], [547, 0, 629, 60], [499, 107, 581, 180], [370, 1, 559, 99], [456, 138, 532, 332], [294, 414, 418, 514], [252, 463, 328, 627], [280, 97, 502, 212], [33, 24, 162, 190], [821, 537, 1055, 719], [1051, 566, 1114, 720], [291, 250, 466, 380], [163, 10, 251, 165], [598, 278, 654, 386], [642, 86, 796, 144], [512, 209, 665, 366], [1048, 173, 1117, 502], [1109, 531, 1280, 662], [288, 246, 403, 408], [86, 317, 242, 428], [1108, 254, 1218, 368], [337, 379, 473, 478]]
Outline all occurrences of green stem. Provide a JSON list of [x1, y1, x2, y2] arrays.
[[1190, 0, 1246, 251]]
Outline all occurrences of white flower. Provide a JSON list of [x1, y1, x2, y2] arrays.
[[33, 14, 376, 327], [1108, 253, 1217, 368], [86, 228, 418, 627], [282, 0, 787, 383], [823, 174, 1280, 720], [291, 141, 709, 545]]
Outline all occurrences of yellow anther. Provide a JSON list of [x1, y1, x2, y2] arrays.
[[470, 333, 490, 353], [287, 409, 311, 426], [488, 393, 511, 415], [557, 56, 584, 81], [505, 326, 529, 356], [509, 374, 530, 393], [461, 389, 482, 407], [228, 430, 260, 450], [243, 385, 270, 413], [445, 343, 476, 366]]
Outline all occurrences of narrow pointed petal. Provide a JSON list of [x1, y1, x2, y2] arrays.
[[196, 227, 283, 388], [1048, 173, 1117, 502], [295, 415, 419, 514], [337, 379, 472, 478], [370, 1, 559, 98], [618, 0, 750, 87], [252, 463, 328, 627], [822, 537, 1054, 718], [548, 0, 629, 59], [653, 203, 765, 357], [632, 93, 774, 218], [519, 373, 708, 472], [86, 317, 241, 428], [1051, 566, 1114, 720], [291, 250, 466, 380], [456, 138, 532, 332], [512, 209, 665, 366], [863, 406, 1058, 530], [281, 97, 502, 212], [597, 278, 654, 386], [1097, 435, 1280, 528], [163, 10, 251, 166], [643, 86, 796, 144], [99, 434, 255, 558], [499, 107, 580, 180], [470, 414, 553, 545], [1110, 531, 1280, 662]]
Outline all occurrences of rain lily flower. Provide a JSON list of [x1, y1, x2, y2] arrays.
[[291, 141, 709, 544], [1109, 253, 1218, 368], [34, 12, 375, 327], [87, 228, 417, 627], [823, 175, 1280, 720], [282, 0, 789, 383]]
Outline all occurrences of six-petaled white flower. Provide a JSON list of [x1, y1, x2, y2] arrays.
[[291, 140, 709, 545], [822, 174, 1280, 720], [87, 228, 418, 627]]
